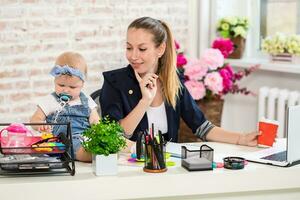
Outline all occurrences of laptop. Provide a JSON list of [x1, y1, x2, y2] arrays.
[[244, 105, 300, 167]]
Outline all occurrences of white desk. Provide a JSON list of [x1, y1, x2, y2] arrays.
[[1, 142, 300, 200]]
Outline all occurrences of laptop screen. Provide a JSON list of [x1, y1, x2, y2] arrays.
[[287, 105, 300, 162]]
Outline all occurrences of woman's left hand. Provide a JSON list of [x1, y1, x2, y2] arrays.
[[238, 131, 261, 146]]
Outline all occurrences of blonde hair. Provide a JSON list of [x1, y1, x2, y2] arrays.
[[55, 51, 88, 75], [128, 17, 181, 109]]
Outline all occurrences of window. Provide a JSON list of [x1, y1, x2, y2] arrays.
[[260, 0, 300, 39]]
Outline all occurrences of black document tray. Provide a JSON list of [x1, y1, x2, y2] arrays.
[[0, 122, 75, 176], [181, 144, 214, 171]]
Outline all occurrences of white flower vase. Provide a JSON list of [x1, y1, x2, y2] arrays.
[[270, 53, 292, 63], [92, 153, 118, 176]]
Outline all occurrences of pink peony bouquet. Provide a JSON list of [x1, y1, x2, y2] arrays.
[[176, 41, 258, 100]]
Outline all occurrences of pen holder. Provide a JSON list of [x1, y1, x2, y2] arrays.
[[143, 142, 167, 173], [136, 131, 167, 173]]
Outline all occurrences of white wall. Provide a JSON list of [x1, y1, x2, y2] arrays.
[[0, 0, 190, 123]]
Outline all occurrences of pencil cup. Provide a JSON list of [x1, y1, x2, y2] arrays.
[[143, 142, 167, 173]]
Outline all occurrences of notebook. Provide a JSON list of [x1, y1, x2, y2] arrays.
[[244, 105, 300, 167], [166, 142, 200, 158]]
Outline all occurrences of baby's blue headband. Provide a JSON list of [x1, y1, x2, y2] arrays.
[[50, 65, 85, 81]]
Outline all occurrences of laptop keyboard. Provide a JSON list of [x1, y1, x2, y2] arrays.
[[261, 151, 287, 162]]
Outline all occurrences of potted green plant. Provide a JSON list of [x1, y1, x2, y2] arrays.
[[82, 117, 126, 176]]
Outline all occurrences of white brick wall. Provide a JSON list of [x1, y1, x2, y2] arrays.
[[0, 0, 189, 122]]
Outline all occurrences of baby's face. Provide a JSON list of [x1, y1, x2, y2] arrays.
[[54, 75, 83, 100]]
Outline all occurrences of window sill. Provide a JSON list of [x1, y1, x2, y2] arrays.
[[226, 58, 300, 75]]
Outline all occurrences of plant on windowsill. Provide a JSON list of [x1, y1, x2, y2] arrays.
[[216, 16, 249, 59], [82, 117, 126, 176], [261, 33, 300, 64]]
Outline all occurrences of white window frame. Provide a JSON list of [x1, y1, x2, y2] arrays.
[[187, 0, 213, 58]]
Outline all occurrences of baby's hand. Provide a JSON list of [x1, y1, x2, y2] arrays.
[[38, 125, 52, 132]]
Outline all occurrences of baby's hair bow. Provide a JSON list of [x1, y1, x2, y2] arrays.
[[50, 65, 85, 81]]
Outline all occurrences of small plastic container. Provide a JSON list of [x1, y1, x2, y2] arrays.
[[0, 123, 40, 153]]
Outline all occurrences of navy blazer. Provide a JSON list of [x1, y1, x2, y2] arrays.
[[100, 65, 207, 142]]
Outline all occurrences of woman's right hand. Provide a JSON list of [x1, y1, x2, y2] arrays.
[[134, 70, 158, 105]]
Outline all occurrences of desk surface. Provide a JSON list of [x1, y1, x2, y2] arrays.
[[1, 142, 300, 200]]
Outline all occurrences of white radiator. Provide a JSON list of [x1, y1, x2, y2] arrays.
[[258, 87, 300, 138]]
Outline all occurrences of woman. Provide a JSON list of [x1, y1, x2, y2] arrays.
[[100, 17, 259, 151]]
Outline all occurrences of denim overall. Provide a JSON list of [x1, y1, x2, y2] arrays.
[[46, 92, 91, 158]]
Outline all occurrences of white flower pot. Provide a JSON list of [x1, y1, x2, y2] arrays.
[[270, 53, 292, 63], [92, 153, 118, 176], [292, 55, 300, 64]]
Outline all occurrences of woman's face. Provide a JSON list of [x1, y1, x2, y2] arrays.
[[126, 28, 165, 76]]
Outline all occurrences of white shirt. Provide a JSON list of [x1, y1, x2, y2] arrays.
[[146, 102, 168, 135], [37, 93, 97, 116]]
